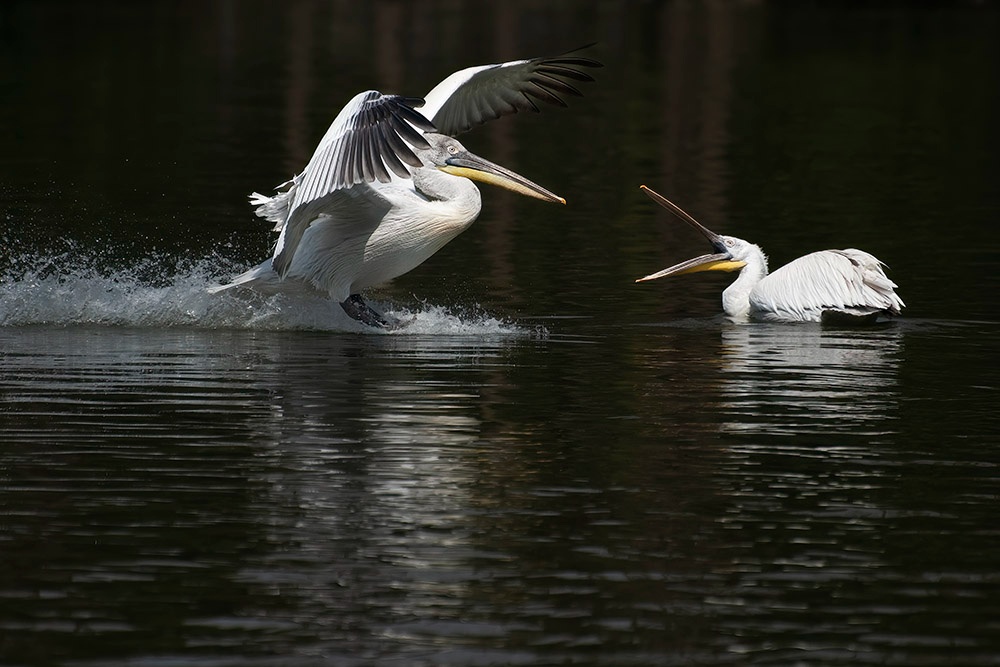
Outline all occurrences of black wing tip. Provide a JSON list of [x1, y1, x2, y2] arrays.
[[316, 92, 438, 192], [532, 71, 586, 98], [398, 95, 426, 108], [545, 56, 604, 68], [363, 93, 437, 133], [531, 48, 602, 92], [548, 61, 602, 80], [364, 94, 436, 178], [381, 95, 436, 131], [545, 43, 604, 68], [392, 103, 437, 137]]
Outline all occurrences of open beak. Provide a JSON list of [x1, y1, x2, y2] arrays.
[[635, 185, 746, 283], [441, 150, 566, 204], [636, 252, 745, 282]]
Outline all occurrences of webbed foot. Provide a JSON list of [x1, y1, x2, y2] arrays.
[[340, 294, 403, 329]]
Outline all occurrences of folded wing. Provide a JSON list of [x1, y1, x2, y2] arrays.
[[751, 249, 904, 320]]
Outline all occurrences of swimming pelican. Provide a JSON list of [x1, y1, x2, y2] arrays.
[[635, 185, 904, 323], [210, 49, 601, 327]]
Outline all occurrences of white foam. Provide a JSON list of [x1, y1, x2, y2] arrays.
[[0, 244, 535, 336]]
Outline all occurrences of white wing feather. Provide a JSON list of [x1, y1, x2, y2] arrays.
[[249, 177, 299, 231], [252, 91, 435, 277], [750, 249, 904, 322]]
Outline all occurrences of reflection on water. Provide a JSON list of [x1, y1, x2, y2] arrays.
[[2, 323, 996, 666], [718, 324, 902, 435], [702, 322, 996, 666], [0, 328, 518, 664], [710, 325, 905, 662]]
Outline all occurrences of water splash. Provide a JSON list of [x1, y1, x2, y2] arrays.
[[0, 242, 532, 336]]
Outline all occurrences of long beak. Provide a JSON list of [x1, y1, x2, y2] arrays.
[[636, 252, 745, 282], [635, 185, 746, 283], [640, 185, 723, 244], [441, 151, 566, 204]]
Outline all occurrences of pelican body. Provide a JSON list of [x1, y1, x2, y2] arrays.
[[636, 186, 904, 323], [211, 50, 600, 327]]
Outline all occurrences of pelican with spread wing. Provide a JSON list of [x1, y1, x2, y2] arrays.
[[635, 185, 904, 323], [211, 49, 601, 327]]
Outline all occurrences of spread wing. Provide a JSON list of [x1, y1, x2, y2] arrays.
[[751, 249, 904, 321], [421, 48, 602, 136], [254, 91, 436, 277]]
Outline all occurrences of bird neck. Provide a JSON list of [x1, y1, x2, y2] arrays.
[[721, 245, 768, 319], [412, 167, 480, 209]]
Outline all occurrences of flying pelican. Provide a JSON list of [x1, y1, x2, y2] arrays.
[[210, 49, 601, 327], [635, 185, 904, 323]]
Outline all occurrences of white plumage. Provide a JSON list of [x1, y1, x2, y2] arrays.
[[211, 50, 600, 327], [636, 186, 904, 323], [747, 248, 902, 322]]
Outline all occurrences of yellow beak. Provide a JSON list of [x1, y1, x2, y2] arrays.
[[440, 151, 565, 204], [636, 253, 747, 283]]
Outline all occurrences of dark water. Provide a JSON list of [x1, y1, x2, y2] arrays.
[[2, 2, 999, 666]]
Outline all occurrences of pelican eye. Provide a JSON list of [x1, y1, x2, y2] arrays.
[[447, 145, 459, 155]]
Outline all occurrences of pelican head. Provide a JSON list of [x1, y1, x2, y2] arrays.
[[635, 185, 750, 282], [424, 133, 565, 204]]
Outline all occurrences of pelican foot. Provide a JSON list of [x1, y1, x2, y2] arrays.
[[341, 294, 399, 329]]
